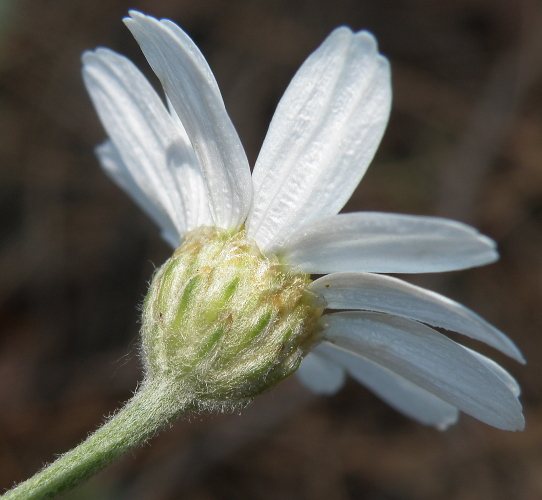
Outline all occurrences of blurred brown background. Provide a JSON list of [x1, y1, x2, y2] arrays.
[[1, 0, 542, 499]]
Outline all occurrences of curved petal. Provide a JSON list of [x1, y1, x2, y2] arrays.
[[322, 312, 524, 430], [247, 27, 391, 251], [124, 11, 252, 231], [317, 342, 459, 429], [296, 350, 346, 395], [82, 48, 212, 245], [462, 346, 521, 397], [282, 212, 498, 274], [310, 272, 524, 362]]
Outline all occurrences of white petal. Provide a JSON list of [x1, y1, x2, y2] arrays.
[[283, 212, 498, 273], [317, 342, 459, 429], [310, 272, 524, 363], [247, 27, 391, 251], [124, 11, 252, 231], [322, 312, 524, 430], [82, 48, 212, 245], [296, 350, 346, 395], [96, 141, 178, 246], [461, 346, 521, 397], [162, 97, 214, 231]]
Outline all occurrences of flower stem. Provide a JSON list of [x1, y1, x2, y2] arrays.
[[2, 378, 188, 500]]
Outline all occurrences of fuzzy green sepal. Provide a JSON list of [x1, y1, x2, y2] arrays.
[[141, 226, 325, 411]]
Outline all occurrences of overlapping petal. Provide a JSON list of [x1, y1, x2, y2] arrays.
[[282, 212, 498, 274], [317, 343, 459, 429], [462, 346, 521, 397], [310, 272, 524, 362], [322, 312, 524, 430], [82, 48, 211, 244], [247, 27, 391, 251], [296, 350, 346, 395], [124, 11, 252, 231]]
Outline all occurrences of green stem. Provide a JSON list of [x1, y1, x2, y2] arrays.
[[2, 378, 188, 500]]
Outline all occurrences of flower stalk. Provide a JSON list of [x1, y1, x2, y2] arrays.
[[3, 379, 189, 500]]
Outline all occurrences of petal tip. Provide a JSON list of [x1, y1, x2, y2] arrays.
[[81, 50, 94, 65], [126, 9, 146, 21], [435, 414, 459, 431], [504, 411, 525, 432], [509, 342, 526, 364], [124, 11, 159, 33], [353, 29, 378, 46], [331, 25, 354, 36]]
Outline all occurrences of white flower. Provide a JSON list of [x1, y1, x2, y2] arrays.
[[82, 11, 524, 431]]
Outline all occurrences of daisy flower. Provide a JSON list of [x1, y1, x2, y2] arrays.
[[82, 11, 524, 432], [7, 12, 528, 500]]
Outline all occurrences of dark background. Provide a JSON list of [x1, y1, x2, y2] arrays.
[[1, 0, 542, 499]]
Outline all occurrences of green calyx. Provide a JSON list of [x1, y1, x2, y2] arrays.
[[141, 226, 325, 411]]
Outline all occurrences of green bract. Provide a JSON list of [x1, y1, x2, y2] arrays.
[[142, 226, 326, 411]]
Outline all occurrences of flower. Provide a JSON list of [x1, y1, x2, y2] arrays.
[[82, 11, 524, 431]]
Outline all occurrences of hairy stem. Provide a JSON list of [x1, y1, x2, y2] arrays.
[[2, 378, 188, 500]]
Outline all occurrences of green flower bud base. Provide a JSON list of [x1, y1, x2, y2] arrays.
[[3, 226, 325, 499], [142, 225, 325, 411]]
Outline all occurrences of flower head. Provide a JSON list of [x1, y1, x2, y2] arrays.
[[82, 11, 524, 430]]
